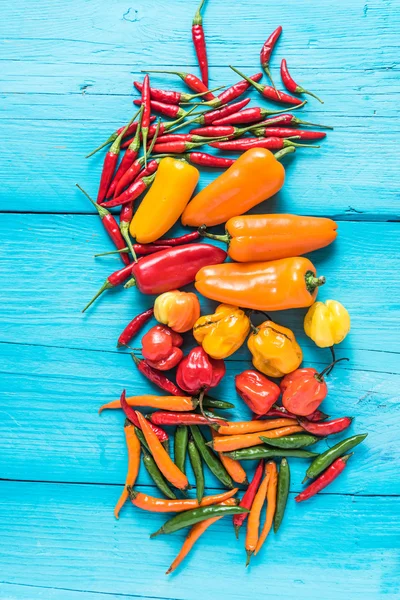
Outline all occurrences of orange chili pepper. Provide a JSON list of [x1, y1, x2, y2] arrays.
[[245, 465, 270, 566], [254, 461, 277, 555], [98, 394, 196, 414], [211, 425, 304, 452], [182, 148, 286, 227], [114, 420, 141, 519], [136, 411, 189, 490], [200, 214, 337, 262], [211, 429, 248, 485], [195, 257, 326, 311], [215, 418, 298, 436], [166, 498, 237, 575], [130, 487, 238, 513]]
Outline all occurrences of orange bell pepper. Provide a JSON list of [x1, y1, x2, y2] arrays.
[[195, 257, 325, 311], [181, 148, 286, 227], [130, 157, 199, 243], [154, 290, 201, 333], [200, 214, 338, 262]]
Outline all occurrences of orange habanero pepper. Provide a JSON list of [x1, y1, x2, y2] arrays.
[[195, 257, 326, 311]]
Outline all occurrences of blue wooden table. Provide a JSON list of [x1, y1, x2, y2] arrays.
[[1, 1, 399, 598]]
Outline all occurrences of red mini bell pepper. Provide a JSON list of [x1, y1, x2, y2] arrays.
[[141, 325, 183, 371], [235, 370, 281, 416]]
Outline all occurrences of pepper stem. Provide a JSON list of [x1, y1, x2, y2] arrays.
[[82, 279, 113, 313], [229, 65, 265, 94], [305, 270, 326, 294], [299, 87, 324, 104], [274, 146, 296, 161], [86, 134, 116, 158], [120, 223, 138, 263], [245, 550, 253, 567], [193, 0, 206, 25], [285, 140, 320, 149], [198, 225, 230, 246], [76, 183, 110, 218], [316, 357, 349, 381], [295, 117, 333, 130], [144, 70, 187, 81], [124, 277, 137, 289], [262, 64, 280, 97], [127, 105, 144, 151], [94, 247, 129, 257]]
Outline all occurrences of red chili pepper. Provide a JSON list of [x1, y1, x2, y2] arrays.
[[124, 243, 227, 294], [233, 460, 264, 537], [76, 185, 130, 266], [82, 263, 134, 313], [209, 137, 317, 151], [120, 389, 168, 443], [281, 59, 323, 104], [149, 412, 224, 426], [141, 325, 183, 371], [134, 98, 199, 120], [190, 98, 251, 127], [119, 202, 138, 262], [141, 74, 151, 166], [298, 416, 353, 436], [145, 70, 215, 101], [94, 231, 201, 258], [113, 156, 147, 197], [85, 113, 156, 158], [295, 455, 351, 502], [256, 113, 333, 130], [131, 354, 185, 396], [152, 136, 228, 154], [192, 0, 209, 87], [211, 106, 305, 127], [207, 73, 263, 108], [189, 122, 267, 138], [178, 152, 235, 169], [134, 80, 218, 104], [117, 308, 154, 347], [253, 127, 326, 141], [149, 133, 194, 144], [134, 159, 160, 182], [94, 244, 170, 259], [102, 173, 155, 209], [260, 26, 282, 92], [155, 231, 201, 246], [261, 405, 329, 422], [230, 66, 305, 106], [235, 370, 281, 416]]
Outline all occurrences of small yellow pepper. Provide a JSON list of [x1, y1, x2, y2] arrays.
[[247, 320, 303, 378], [193, 304, 250, 360], [130, 157, 199, 243], [154, 290, 201, 333], [304, 300, 351, 349]]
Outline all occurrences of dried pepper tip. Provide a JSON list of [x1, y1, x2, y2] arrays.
[[234, 524, 240, 539], [82, 280, 113, 313], [245, 550, 253, 567]]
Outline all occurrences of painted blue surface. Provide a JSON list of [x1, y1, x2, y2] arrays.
[[1, 1, 399, 599]]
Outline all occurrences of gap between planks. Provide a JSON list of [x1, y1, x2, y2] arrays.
[[0, 581, 173, 600]]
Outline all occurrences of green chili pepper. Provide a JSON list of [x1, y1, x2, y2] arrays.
[[225, 447, 319, 461], [142, 448, 177, 500], [304, 433, 368, 482], [174, 425, 188, 475], [150, 504, 248, 538], [188, 436, 205, 503], [260, 434, 321, 449], [190, 425, 234, 489], [134, 425, 150, 452], [202, 396, 235, 410], [273, 458, 290, 533]]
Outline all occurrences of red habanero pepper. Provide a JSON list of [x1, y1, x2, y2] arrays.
[[131, 354, 185, 396], [281, 59, 324, 104], [141, 74, 151, 167], [209, 137, 317, 151], [262, 405, 329, 422], [145, 70, 215, 101], [102, 173, 155, 209], [256, 113, 333, 130], [295, 455, 351, 502], [235, 370, 281, 416], [117, 308, 154, 347], [212, 105, 306, 127], [149, 412, 224, 427], [134, 80, 219, 104], [230, 66, 305, 106], [82, 263, 134, 313], [152, 136, 228, 155], [192, 0, 209, 87], [206, 73, 264, 108], [119, 202, 137, 262], [120, 389, 168, 443], [298, 416, 353, 436], [141, 325, 183, 371], [253, 127, 326, 141], [233, 459, 264, 537], [260, 26, 282, 93], [124, 243, 227, 294], [281, 358, 349, 416], [75, 185, 129, 266]]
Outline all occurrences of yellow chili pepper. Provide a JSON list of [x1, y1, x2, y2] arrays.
[[130, 157, 199, 243], [247, 320, 303, 378], [304, 300, 351, 351], [154, 290, 201, 333], [193, 304, 251, 359]]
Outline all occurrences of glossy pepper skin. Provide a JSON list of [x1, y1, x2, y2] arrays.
[[130, 158, 199, 244], [304, 300, 350, 349], [181, 148, 286, 227], [176, 347, 226, 395], [235, 370, 281, 416], [281, 368, 328, 416], [195, 257, 325, 311], [193, 304, 250, 360], [247, 320, 303, 378], [154, 290, 201, 333], [141, 325, 183, 371], [200, 214, 337, 262]]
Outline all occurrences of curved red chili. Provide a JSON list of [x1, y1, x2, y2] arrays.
[[102, 173, 155, 209], [156, 231, 201, 246], [298, 416, 353, 436], [149, 411, 224, 427], [119, 202, 137, 262], [257, 113, 333, 130], [131, 354, 185, 396], [260, 26, 282, 92], [134, 159, 160, 182], [145, 70, 215, 101], [212, 106, 305, 127], [254, 127, 326, 140], [134, 99, 195, 120], [94, 232, 201, 257], [82, 262, 134, 313], [85, 113, 155, 158], [134, 80, 217, 104], [207, 73, 263, 108], [180, 152, 235, 169], [192, 98, 251, 127], [117, 308, 154, 347], [120, 389, 168, 443], [233, 459, 264, 537], [192, 0, 209, 87], [230, 66, 305, 106], [295, 455, 351, 502], [152, 136, 227, 154], [141, 74, 151, 166], [209, 137, 317, 151], [281, 59, 324, 104], [261, 405, 329, 422]]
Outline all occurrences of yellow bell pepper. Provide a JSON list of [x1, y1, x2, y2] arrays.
[[304, 300, 350, 348], [130, 157, 199, 243], [154, 290, 201, 333], [193, 304, 250, 360], [247, 320, 303, 378]]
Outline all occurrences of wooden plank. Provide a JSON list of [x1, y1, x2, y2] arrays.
[[0, 481, 398, 600], [0, 583, 163, 600]]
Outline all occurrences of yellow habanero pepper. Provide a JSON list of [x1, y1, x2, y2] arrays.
[[154, 290, 201, 333], [130, 157, 199, 244], [193, 304, 250, 360], [247, 320, 302, 378], [304, 300, 351, 354]]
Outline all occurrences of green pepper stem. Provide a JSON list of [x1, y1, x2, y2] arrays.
[[262, 64, 279, 96], [193, 0, 206, 25], [295, 117, 333, 130], [274, 146, 296, 161], [145, 69, 186, 80], [110, 109, 140, 154], [82, 279, 113, 313], [285, 139, 320, 149], [229, 65, 265, 94], [316, 357, 349, 380], [299, 87, 324, 104], [120, 222, 138, 263], [124, 277, 137, 289], [76, 184, 110, 218], [198, 225, 230, 246], [305, 270, 326, 294], [95, 247, 129, 257], [245, 550, 253, 567], [85, 134, 116, 158]]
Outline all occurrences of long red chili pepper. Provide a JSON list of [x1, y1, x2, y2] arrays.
[[230, 66, 305, 106], [120, 113, 191, 149], [94, 231, 202, 258], [171, 152, 235, 169], [260, 26, 282, 93], [120, 389, 168, 443], [145, 70, 215, 101], [141, 74, 151, 167], [134, 80, 218, 104], [76, 185, 130, 266], [192, 0, 209, 87], [102, 173, 156, 209], [281, 59, 324, 104], [211, 105, 305, 127], [207, 73, 263, 108], [233, 460, 264, 537], [261, 405, 329, 422], [134, 99, 200, 120], [295, 455, 351, 502], [82, 263, 134, 313], [134, 159, 160, 182], [152, 136, 228, 155], [189, 122, 270, 138], [254, 127, 327, 141], [119, 202, 137, 262], [86, 114, 156, 158], [257, 113, 333, 130], [190, 98, 251, 127], [149, 412, 224, 427], [131, 354, 185, 396], [209, 138, 317, 151], [117, 308, 154, 347], [298, 416, 353, 436]]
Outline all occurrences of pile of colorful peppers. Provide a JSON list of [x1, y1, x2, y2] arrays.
[[81, 1, 367, 574]]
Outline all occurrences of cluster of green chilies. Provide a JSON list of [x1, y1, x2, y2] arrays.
[[82, 2, 364, 575]]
